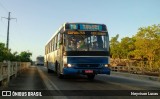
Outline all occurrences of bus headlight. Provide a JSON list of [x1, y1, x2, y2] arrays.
[[63, 52, 66, 56], [67, 64, 72, 67], [64, 64, 72, 67], [105, 64, 109, 67]]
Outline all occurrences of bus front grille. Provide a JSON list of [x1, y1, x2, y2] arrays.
[[75, 64, 101, 68]]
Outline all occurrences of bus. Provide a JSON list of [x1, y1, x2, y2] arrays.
[[45, 22, 110, 79], [35, 56, 44, 66]]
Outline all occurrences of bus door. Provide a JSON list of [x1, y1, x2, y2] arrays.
[[58, 33, 64, 72]]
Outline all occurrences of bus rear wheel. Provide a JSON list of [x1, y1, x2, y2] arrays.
[[87, 74, 95, 80]]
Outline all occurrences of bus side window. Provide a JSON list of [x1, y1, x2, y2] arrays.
[[52, 38, 55, 51], [60, 33, 63, 45], [50, 41, 52, 52], [48, 42, 50, 53], [54, 36, 57, 50], [47, 44, 48, 53], [45, 46, 47, 54], [57, 33, 60, 49]]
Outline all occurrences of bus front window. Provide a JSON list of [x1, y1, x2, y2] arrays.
[[65, 34, 108, 51]]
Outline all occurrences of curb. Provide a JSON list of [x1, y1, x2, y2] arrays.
[[111, 71, 160, 82]]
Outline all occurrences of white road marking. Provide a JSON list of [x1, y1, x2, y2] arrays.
[[37, 67, 68, 99]]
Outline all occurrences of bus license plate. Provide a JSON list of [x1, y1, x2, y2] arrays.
[[85, 70, 93, 74]]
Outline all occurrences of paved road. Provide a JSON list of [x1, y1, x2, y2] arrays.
[[38, 66, 160, 90], [1, 65, 160, 99]]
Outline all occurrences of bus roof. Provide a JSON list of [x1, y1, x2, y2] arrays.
[[36, 55, 44, 58], [66, 22, 106, 25]]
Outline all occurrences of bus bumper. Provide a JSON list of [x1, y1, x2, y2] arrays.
[[63, 67, 110, 75]]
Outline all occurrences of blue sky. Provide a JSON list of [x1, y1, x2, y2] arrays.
[[0, 0, 160, 61]]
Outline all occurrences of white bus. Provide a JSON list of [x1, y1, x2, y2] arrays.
[[35, 56, 44, 66], [45, 22, 110, 79]]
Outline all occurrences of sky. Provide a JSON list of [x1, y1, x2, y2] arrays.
[[0, 0, 160, 61]]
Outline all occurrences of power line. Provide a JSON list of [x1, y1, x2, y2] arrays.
[[0, 0, 8, 12]]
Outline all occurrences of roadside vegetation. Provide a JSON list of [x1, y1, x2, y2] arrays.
[[0, 42, 32, 62], [110, 24, 160, 72]]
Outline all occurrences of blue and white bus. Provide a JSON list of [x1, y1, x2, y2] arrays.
[[45, 22, 110, 79], [35, 56, 44, 66]]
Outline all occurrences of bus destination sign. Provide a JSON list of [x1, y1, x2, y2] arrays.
[[69, 24, 103, 31], [68, 31, 106, 35], [79, 24, 102, 31]]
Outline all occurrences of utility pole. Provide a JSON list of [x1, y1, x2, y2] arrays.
[[1, 12, 17, 49]]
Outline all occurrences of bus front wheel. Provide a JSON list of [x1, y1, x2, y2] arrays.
[[57, 63, 63, 79], [48, 69, 52, 73]]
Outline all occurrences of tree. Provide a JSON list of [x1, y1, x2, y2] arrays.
[[0, 43, 10, 61], [110, 34, 121, 59], [133, 24, 160, 70], [110, 24, 160, 71], [19, 51, 32, 62], [0, 42, 32, 62], [119, 37, 135, 59]]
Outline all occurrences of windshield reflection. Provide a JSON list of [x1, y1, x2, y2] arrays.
[[65, 33, 108, 51]]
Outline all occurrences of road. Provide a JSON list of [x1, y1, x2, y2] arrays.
[[37, 66, 160, 90], [1, 65, 160, 99]]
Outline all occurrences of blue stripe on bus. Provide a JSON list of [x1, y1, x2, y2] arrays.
[[63, 67, 110, 75], [67, 57, 109, 64]]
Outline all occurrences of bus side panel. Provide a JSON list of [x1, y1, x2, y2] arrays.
[[46, 52, 56, 71]]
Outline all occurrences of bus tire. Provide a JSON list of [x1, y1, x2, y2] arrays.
[[87, 74, 95, 80], [48, 69, 52, 73], [57, 63, 63, 79], [55, 61, 58, 73]]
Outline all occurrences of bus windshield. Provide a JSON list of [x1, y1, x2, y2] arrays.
[[37, 57, 44, 61], [65, 32, 108, 51]]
